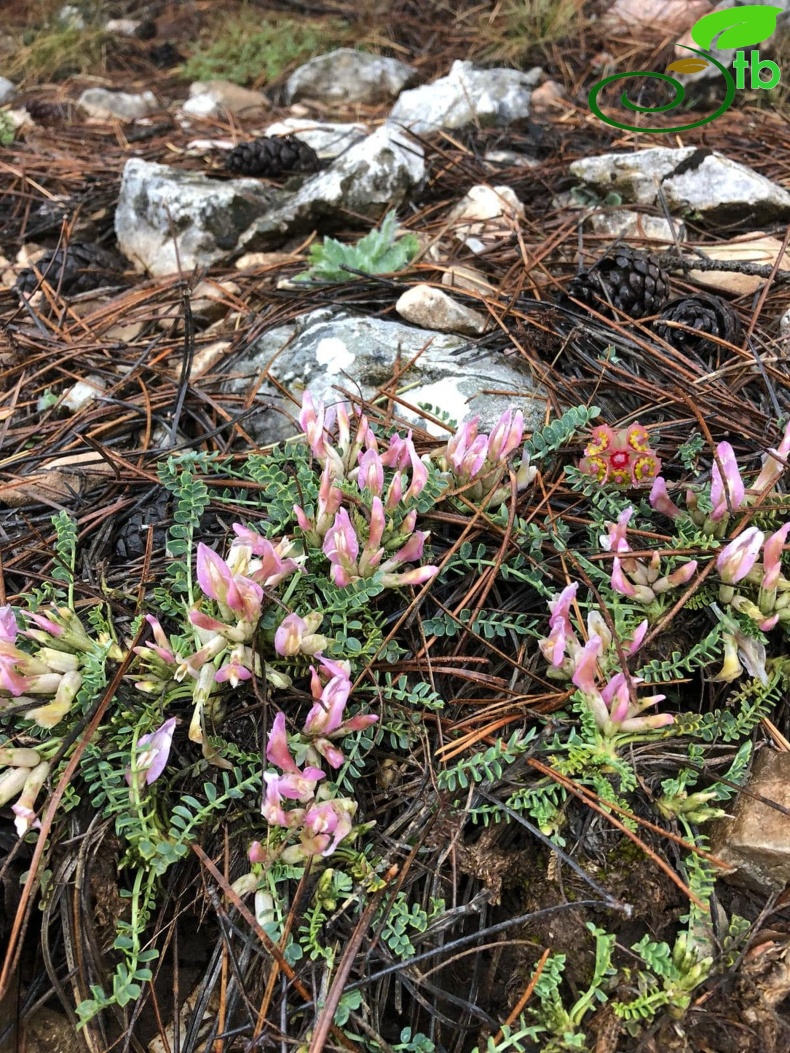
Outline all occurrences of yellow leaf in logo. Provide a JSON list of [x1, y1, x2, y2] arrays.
[[665, 58, 711, 75]]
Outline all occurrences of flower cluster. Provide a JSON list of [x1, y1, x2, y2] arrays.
[[602, 508, 698, 610], [297, 393, 439, 588], [435, 408, 537, 508], [648, 427, 790, 683], [579, 423, 661, 487], [539, 582, 673, 739], [249, 656, 376, 863], [134, 525, 303, 745], [0, 605, 104, 730]]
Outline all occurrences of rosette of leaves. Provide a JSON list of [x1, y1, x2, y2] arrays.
[[293, 210, 419, 283]]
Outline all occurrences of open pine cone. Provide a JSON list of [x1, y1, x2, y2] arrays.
[[566, 246, 671, 320], [224, 135, 321, 178], [653, 293, 742, 353]]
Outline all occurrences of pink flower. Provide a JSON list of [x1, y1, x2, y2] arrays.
[[0, 607, 17, 644], [649, 478, 681, 519], [751, 420, 790, 495], [447, 417, 480, 472], [357, 449, 385, 497], [390, 530, 427, 566], [266, 712, 299, 772], [711, 442, 745, 521], [323, 508, 360, 587], [457, 435, 489, 480], [571, 635, 602, 694], [127, 718, 177, 788], [717, 527, 764, 584], [299, 391, 336, 460], [265, 767, 325, 804], [380, 565, 439, 588], [600, 508, 633, 554], [0, 654, 30, 697], [299, 798, 356, 857], [214, 654, 252, 687], [139, 614, 176, 664], [381, 433, 412, 470], [653, 560, 698, 593], [540, 582, 579, 667], [232, 528, 301, 587], [274, 613, 326, 656], [196, 543, 254, 614], [762, 522, 790, 592], [626, 619, 649, 656], [359, 498, 386, 577], [404, 441, 429, 501], [304, 674, 352, 737], [25, 611, 64, 638], [487, 409, 524, 463], [385, 471, 403, 511], [611, 557, 638, 599]]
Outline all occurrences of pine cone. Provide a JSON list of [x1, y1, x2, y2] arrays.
[[16, 242, 126, 296], [148, 42, 183, 68], [224, 135, 321, 178], [566, 247, 671, 320], [653, 293, 742, 353]]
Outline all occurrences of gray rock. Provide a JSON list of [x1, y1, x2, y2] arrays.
[[588, 209, 685, 246], [183, 80, 268, 118], [662, 153, 790, 224], [285, 48, 417, 106], [222, 309, 546, 444], [0, 77, 15, 105], [248, 123, 424, 243], [77, 87, 158, 122], [263, 118, 369, 159], [571, 147, 697, 205], [390, 60, 542, 136], [710, 750, 790, 893], [571, 147, 790, 224], [396, 284, 488, 335], [115, 159, 279, 276]]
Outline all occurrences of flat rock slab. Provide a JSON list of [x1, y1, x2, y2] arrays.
[[115, 158, 279, 275], [222, 308, 547, 445], [571, 147, 790, 225], [390, 60, 542, 136], [285, 48, 417, 105], [711, 749, 790, 893]]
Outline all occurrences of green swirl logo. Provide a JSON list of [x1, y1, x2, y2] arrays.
[[588, 4, 782, 134]]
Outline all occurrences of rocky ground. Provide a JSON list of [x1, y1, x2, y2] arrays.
[[5, 2, 790, 1052]]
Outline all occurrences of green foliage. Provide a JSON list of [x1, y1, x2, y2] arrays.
[[636, 623, 723, 683], [437, 730, 537, 792], [685, 671, 783, 742], [182, 12, 351, 86], [51, 510, 77, 603], [422, 606, 537, 639], [156, 454, 215, 608], [524, 404, 600, 461], [375, 894, 445, 959], [293, 211, 420, 284]]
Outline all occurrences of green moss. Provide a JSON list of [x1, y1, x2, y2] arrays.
[[182, 10, 353, 87]]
